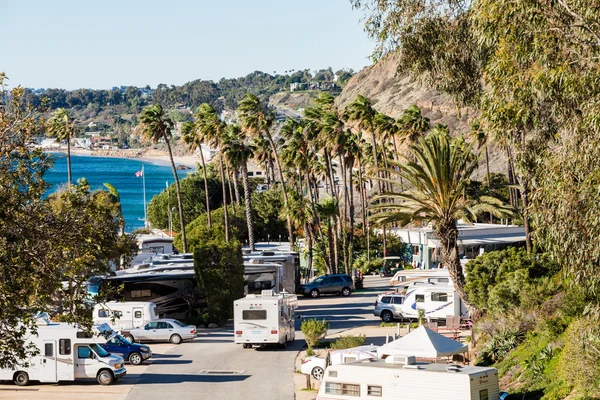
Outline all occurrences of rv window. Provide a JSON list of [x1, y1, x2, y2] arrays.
[[134, 311, 142, 319], [76, 331, 93, 339], [131, 289, 152, 298], [59, 339, 71, 355], [325, 383, 360, 396], [98, 309, 109, 318], [242, 310, 267, 320], [114, 311, 123, 317], [77, 346, 92, 359], [367, 385, 382, 397], [431, 293, 448, 302], [344, 357, 357, 363], [479, 389, 489, 400], [328, 370, 338, 377], [325, 382, 343, 395], [44, 343, 54, 357], [416, 294, 425, 303]]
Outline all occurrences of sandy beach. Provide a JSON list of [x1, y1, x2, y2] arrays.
[[62, 148, 201, 169]]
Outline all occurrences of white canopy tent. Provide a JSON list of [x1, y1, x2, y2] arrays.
[[377, 326, 468, 358]]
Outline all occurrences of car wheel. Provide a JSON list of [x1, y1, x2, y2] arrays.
[[381, 310, 394, 323], [123, 334, 135, 343], [311, 366, 324, 380], [170, 334, 182, 344], [380, 272, 385, 278], [13, 371, 29, 386], [97, 370, 114, 386], [310, 289, 319, 298], [341, 287, 351, 297], [129, 352, 143, 365]]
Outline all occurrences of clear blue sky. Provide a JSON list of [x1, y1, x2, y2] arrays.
[[1, 0, 374, 90]]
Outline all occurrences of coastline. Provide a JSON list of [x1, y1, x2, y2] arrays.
[[49, 147, 200, 169]]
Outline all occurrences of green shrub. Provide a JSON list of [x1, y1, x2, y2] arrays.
[[301, 319, 328, 350], [352, 254, 384, 275], [329, 335, 366, 350], [478, 328, 525, 365]]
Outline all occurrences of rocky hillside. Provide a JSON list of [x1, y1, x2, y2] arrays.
[[335, 53, 507, 176]]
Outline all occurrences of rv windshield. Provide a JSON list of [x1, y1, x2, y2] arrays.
[[90, 343, 110, 358]]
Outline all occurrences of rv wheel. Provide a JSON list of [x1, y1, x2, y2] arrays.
[[13, 371, 29, 386], [381, 311, 393, 323], [310, 289, 320, 298], [97, 370, 114, 386], [170, 334, 182, 344], [311, 366, 324, 380]]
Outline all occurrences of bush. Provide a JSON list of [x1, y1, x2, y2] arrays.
[[301, 319, 328, 350], [352, 254, 384, 275], [194, 240, 244, 325], [329, 335, 366, 350]]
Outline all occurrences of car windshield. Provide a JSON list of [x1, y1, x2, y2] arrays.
[[115, 334, 131, 345], [90, 343, 110, 357], [310, 277, 323, 284], [171, 320, 187, 327]]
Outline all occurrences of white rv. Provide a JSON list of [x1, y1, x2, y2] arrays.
[[0, 317, 126, 386], [243, 253, 298, 294], [93, 301, 158, 331], [317, 357, 500, 400], [234, 290, 298, 348], [401, 284, 469, 321]]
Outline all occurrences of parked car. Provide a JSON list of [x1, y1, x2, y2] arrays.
[[301, 346, 379, 380], [99, 334, 152, 365], [300, 274, 355, 298], [122, 319, 196, 344], [373, 292, 405, 322]]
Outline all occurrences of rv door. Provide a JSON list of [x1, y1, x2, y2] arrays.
[[42, 340, 57, 382], [75, 345, 98, 378], [133, 307, 144, 327]]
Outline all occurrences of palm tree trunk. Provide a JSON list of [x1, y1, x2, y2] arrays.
[[340, 154, 349, 273], [324, 149, 337, 197], [358, 157, 367, 235], [218, 151, 230, 241], [232, 167, 241, 206], [66, 131, 72, 186], [198, 147, 212, 229], [485, 146, 492, 223], [266, 133, 294, 248], [348, 157, 355, 274], [241, 162, 255, 250], [304, 221, 314, 280], [165, 139, 187, 253], [226, 164, 235, 215], [306, 171, 331, 274], [327, 219, 335, 274]]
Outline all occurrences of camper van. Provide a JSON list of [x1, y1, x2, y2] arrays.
[[0, 317, 126, 386], [317, 357, 500, 400], [234, 290, 298, 348], [93, 301, 159, 331], [401, 284, 469, 321]]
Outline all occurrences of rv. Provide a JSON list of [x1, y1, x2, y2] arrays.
[[93, 301, 159, 331], [243, 252, 299, 294], [244, 261, 283, 295], [317, 357, 500, 400], [234, 290, 298, 348], [401, 284, 469, 321], [0, 317, 126, 386]]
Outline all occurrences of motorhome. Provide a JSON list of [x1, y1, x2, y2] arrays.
[[0, 316, 126, 386], [399, 284, 468, 321], [234, 290, 298, 348], [317, 357, 500, 400], [242, 252, 299, 294], [244, 261, 282, 295], [93, 301, 159, 331]]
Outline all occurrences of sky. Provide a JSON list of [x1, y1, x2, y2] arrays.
[[1, 0, 374, 90]]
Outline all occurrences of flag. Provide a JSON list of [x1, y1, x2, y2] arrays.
[[135, 170, 143, 178]]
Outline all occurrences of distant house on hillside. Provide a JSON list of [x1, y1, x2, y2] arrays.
[[290, 82, 308, 92]]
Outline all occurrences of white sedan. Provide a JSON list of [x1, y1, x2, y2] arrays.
[[300, 346, 379, 380], [122, 319, 196, 344]]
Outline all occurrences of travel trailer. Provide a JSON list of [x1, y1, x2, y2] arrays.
[[234, 290, 298, 348], [317, 357, 500, 400], [93, 301, 159, 330], [0, 316, 126, 386], [401, 284, 469, 321]]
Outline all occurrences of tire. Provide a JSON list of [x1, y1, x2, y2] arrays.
[[97, 369, 114, 386], [170, 334, 182, 344], [13, 371, 29, 386], [311, 366, 324, 380], [129, 352, 143, 365], [310, 289, 319, 298], [380, 272, 385, 278], [381, 310, 394, 323], [280, 339, 287, 349], [242, 343, 251, 349], [123, 334, 135, 343], [341, 287, 351, 297]]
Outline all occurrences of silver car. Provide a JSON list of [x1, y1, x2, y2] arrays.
[[373, 293, 405, 322], [122, 319, 196, 344]]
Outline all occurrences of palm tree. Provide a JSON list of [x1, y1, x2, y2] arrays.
[[222, 124, 256, 250], [181, 121, 211, 229], [238, 93, 294, 248], [137, 104, 187, 252], [196, 103, 229, 241], [371, 130, 511, 318], [317, 197, 340, 274], [47, 108, 77, 185], [399, 104, 431, 148]]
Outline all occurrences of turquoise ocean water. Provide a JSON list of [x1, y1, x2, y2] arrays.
[[45, 153, 190, 231]]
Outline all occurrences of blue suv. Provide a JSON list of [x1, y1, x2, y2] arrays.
[[100, 334, 152, 365], [300, 274, 355, 298]]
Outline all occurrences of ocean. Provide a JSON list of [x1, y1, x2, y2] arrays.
[[45, 153, 191, 231]]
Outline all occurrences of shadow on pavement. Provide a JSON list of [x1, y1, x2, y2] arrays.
[[150, 353, 182, 359], [149, 359, 193, 365], [134, 373, 250, 384]]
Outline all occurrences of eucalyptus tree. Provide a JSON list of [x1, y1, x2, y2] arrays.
[[137, 104, 187, 252], [195, 103, 229, 241], [221, 124, 256, 249], [181, 121, 211, 229], [238, 93, 294, 248], [47, 108, 77, 185], [371, 130, 512, 317]]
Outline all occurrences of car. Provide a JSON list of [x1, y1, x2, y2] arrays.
[[99, 333, 152, 365], [121, 319, 196, 344], [300, 274, 355, 298], [373, 292, 405, 322], [379, 256, 404, 277], [301, 355, 327, 380], [300, 346, 379, 380]]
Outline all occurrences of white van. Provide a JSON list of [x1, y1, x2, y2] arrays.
[[0, 317, 126, 386], [93, 301, 158, 331], [317, 356, 500, 400], [234, 290, 297, 348]]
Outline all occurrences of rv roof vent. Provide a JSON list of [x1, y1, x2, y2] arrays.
[[446, 366, 462, 373], [261, 289, 275, 297], [385, 355, 416, 365], [447, 364, 462, 369], [261, 251, 275, 256], [402, 364, 423, 370]]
